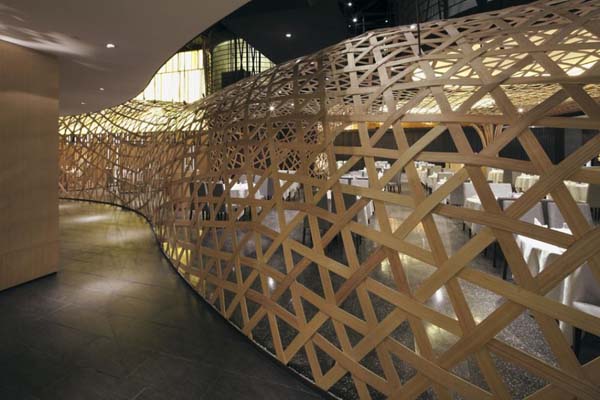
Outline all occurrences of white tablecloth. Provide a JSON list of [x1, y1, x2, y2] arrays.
[[229, 183, 263, 218], [351, 178, 369, 188], [349, 169, 367, 178], [516, 227, 600, 344], [415, 161, 435, 168], [463, 191, 515, 232], [417, 168, 428, 185], [517, 231, 567, 280], [278, 179, 300, 199], [566, 181, 588, 202], [426, 173, 438, 189], [432, 178, 447, 192], [375, 161, 390, 170], [487, 169, 503, 183], [464, 196, 482, 234], [515, 174, 539, 192], [430, 172, 454, 194], [350, 179, 375, 217], [557, 181, 589, 203], [515, 174, 588, 202], [230, 183, 263, 200], [278, 170, 301, 199]]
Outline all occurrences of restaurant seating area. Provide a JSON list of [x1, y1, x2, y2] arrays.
[[50, 0, 600, 399]]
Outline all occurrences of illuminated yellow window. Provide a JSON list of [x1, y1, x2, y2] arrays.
[[136, 49, 207, 103]]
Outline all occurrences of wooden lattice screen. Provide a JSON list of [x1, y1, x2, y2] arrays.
[[59, 0, 600, 398]]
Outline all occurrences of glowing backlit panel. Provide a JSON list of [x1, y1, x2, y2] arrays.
[[136, 49, 206, 103], [210, 38, 274, 93]]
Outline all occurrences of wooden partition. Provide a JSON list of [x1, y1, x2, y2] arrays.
[[58, 1, 600, 398]]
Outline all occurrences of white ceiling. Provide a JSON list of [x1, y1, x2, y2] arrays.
[[0, 0, 247, 115]]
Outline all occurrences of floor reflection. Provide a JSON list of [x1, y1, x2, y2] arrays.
[[0, 201, 326, 400]]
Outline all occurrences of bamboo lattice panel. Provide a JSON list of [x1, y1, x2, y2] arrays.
[[59, 0, 600, 398]]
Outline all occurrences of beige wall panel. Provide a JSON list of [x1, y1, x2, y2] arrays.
[[0, 40, 59, 291]]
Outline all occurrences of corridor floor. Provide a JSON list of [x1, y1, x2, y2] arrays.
[[0, 201, 328, 400]]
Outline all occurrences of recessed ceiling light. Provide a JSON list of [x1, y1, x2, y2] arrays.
[[285, 33, 292, 38], [347, 2, 352, 6], [410, 24, 417, 30], [81, 101, 86, 105], [518, 107, 525, 113], [106, 43, 116, 49], [352, 17, 358, 23], [99, 87, 104, 91], [385, 19, 389, 23]]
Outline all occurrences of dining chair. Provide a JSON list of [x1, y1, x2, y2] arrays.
[[337, 193, 362, 250], [490, 183, 513, 199], [587, 184, 600, 222], [562, 263, 600, 359], [196, 182, 210, 220], [212, 183, 227, 220], [547, 201, 592, 229], [253, 175, 273, 200], [302, 192, 330, 245], [502, 169, 513, 186], [498, 200, 545, 280]]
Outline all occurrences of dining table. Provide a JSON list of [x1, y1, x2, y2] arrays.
[[464, 196, 483, 234], [277, 172, 301, 200], [515, 226, 597, 344], [547, 181, 589, 203], [326, 190, 369, 226], [336, 176, 378, 222], [515, 174, 539, 192], [426, 173, 438, 189], [487, 169, 503, 183]]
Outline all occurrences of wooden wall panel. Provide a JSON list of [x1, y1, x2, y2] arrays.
[[0, 40, 59, 291], [58, 1, 600, 398]]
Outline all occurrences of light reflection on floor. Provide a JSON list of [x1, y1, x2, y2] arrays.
[[0, 200, 326, 399]]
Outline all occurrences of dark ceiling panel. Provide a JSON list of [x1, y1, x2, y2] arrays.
[[221, 0, 348, 63]]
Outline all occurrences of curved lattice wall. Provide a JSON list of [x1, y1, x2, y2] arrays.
[[59, 1, 600, 398]]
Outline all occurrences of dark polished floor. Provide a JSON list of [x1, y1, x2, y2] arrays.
[[0, 201, 328, 400]]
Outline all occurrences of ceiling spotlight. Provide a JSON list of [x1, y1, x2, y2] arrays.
[[269, 105, 275, 111], [106, 43, 116, 48], [99, 87, 104, 91], [285, 33, 292, 38], [385, 19, 389, 23], [518, 107, 525, 113], [81, 101, 86, 105], [410, 24, 417, 30], [347, 2, 352, 6], [352, 17, 358, 23]]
